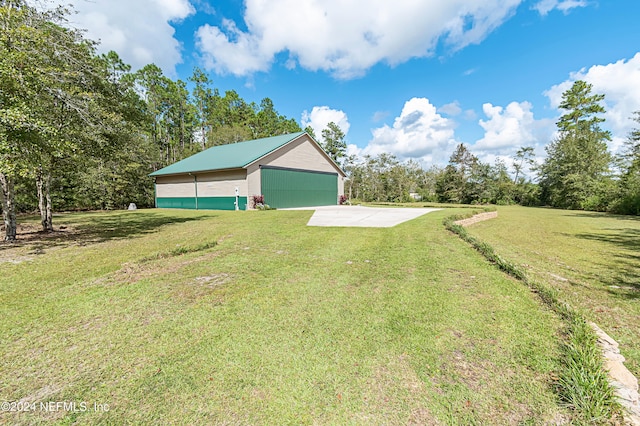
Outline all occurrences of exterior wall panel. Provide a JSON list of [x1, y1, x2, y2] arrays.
[[196, 169, 248, 197], [155, 175, 196, 198]]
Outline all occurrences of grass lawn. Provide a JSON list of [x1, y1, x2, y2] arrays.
[[467, 206, 640, 379], [1, 208, 571, 424]]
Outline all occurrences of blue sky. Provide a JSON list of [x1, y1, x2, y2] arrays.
[[61, 0, 640, 167]]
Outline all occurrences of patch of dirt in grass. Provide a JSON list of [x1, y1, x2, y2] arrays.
[[407, 407, 440, 425], [8, 385, 67, 423], [216, 234, 233, 244], [0, 223, 78, 243], [548, 272, 569, 282], [436, 350, 544, 424], [0, 223, 79, 263], [193, 273, 231, 287], [357, 354, 440, 424], [447, 350, 486, 392], [106, 262, 178, 285], [92, 253, 218, 287], [0, 254, 34, 264], [173, 273, 233, 302], [67, 316, 106, 333], [18, 384, 62, 404]]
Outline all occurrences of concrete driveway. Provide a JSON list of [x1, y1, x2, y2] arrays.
[[284, 205, 441, 227]]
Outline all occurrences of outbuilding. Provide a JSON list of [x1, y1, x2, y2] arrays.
[[150, 132, 346, 210]]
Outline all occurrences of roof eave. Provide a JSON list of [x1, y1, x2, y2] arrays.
[[150, 166, 246, 178]]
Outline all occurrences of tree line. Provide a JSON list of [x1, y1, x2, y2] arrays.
[[0, 1, 302, 240], [329, 81, 640, 215], [2, 1, 639, 243]]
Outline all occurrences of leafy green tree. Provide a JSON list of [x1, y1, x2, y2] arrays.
[[320, 122, 347, 163], [189, 67, 212, 150], [557, 80, 608, 137], [251, 98, 300, 138], [418, 166, 442, 202], [208, 123, 253, 147], [304, 126, 317, 140], [538, 81, 612, 210], [436, 144, 478, 203], [610, 111, 640, 214], [70, 52, 154, 210], [341, 154, 359, 200], [512, 146, 535, 183], [1, 0, 55, 239], [1, 1, 128, 237], [203, 90, 300, 147], [485, 159, 514, 205]]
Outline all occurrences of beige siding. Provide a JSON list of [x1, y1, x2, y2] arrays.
[[246, 166, 261, 201], [258, 135, 339, 173], [338, 175, 344, 197], [196, 169, 248, 197], [156, 175, 196, 198]]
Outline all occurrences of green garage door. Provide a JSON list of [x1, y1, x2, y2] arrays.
[[261, 167, 338, 208]]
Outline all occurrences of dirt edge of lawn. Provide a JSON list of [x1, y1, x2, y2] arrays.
[[453, 211, 498, 227]]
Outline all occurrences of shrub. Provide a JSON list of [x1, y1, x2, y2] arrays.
[[339, 195, 349, 205]]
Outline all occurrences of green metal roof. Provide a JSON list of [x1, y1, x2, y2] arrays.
[[150, 132, 306, 176]]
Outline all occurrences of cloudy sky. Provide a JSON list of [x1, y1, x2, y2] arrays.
[[60, 0, 639, 166]]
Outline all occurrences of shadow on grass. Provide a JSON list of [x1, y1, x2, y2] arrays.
[[574, 228, 640, 300], [0, 210, 214, 253], [562, 211, 640, 222]]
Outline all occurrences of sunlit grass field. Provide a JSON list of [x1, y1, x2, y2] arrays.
[[1, 208, 572, 424], [468, 206, 640, 378]]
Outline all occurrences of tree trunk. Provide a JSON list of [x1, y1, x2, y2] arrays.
[[45, 172, 53, 231], [0, 172, 17, 241], [36, 167, 54, 232]]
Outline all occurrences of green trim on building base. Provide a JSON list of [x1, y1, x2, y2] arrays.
[[157, 197, 196, 209], [156, 196, 247, 211], [198, 196, 247, 210]]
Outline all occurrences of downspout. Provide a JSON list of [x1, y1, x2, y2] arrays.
[[193, 174, 198, 210], [153, 178, 157, 208]]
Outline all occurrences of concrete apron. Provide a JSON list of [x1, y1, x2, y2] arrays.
[[283, 205, 442, 228]]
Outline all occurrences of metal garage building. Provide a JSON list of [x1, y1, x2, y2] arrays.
[[150, 132, 346, 210]]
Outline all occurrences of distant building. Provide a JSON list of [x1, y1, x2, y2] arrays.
[[150, 132, 346, 210]]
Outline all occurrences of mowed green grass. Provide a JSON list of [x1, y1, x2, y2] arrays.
[[468, 206, 640, 378], [1, 208, 570, 424]]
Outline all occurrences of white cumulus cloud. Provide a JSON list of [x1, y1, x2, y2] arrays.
[[196, 0, 522, 78], [439, 101, 463, 116], [545, 52, 640, 152], [475, 102, 536, 150], [46, 0, 195, 75], [533, 0, 587, 15], [364, 98, 458, 164], [301, 107, 351, 144]]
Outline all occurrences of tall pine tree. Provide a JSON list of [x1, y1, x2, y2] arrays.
[[538, 80, 612, 210]]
